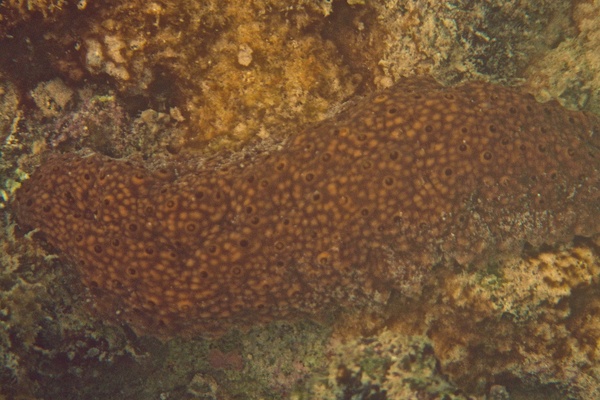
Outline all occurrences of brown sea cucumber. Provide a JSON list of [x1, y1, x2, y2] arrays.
[[14, 77, 600, 337]]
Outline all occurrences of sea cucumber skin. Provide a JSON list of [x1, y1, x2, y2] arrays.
[[14, 78, 600, 337]]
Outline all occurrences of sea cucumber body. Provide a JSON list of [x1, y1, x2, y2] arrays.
[[15, 78, 600, 336]]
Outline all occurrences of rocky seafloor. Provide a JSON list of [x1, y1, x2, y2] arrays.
[[1, 0, 600, 399]]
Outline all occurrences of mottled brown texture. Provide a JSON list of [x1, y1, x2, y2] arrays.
[[14, 77, 600, 337]]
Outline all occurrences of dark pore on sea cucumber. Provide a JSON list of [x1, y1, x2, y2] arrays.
[[14, 77, 600, 337]]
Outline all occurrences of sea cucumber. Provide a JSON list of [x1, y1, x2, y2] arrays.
[[14, 77, 600, 337]]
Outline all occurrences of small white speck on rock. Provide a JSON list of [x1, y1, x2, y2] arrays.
[[237, 44, 253, 67]]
